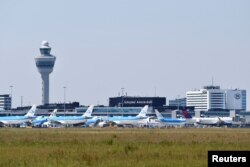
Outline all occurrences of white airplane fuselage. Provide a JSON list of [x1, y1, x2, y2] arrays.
[[49, 116, 87, 125], [191, 117, 232, 125], [106, 117, 147, 126], [0, 116, 33, 125]]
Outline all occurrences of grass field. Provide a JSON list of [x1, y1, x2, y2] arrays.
[[0, 128, 249, 167]]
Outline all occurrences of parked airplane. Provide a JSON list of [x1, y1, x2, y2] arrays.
[[32, 109, 57, 127], [105, 105, 149, 127], [0, 105, 37, 126], [49, 105, 94, 126], [182, 110, 233, 126], [83, 116, 102, 127], [155, 109, 186, 126]]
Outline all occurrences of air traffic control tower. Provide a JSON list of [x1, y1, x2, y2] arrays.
[[35, 41, 56, 105]]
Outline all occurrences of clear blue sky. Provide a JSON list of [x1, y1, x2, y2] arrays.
[[0, 0, 250, 108]]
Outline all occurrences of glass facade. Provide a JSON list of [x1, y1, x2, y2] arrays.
[[209, 92, 225, 109], [0, 94, 12, 110], [242, 90, 247, 111], [36, 61, 55, 68], [76, 106, 144, 116], [169, 98, 186, 107], [40, 48, 51, 55]]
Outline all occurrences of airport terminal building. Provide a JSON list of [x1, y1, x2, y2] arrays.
[[0, 94, 11, 110], [186, 86, 247, 111], [169, 98, 186, 108], [109, 96, 166, 107]]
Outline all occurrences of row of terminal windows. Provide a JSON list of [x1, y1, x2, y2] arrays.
[[36, 62, 54, 68]]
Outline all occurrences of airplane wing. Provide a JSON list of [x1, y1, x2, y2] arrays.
[[218, 117, 223, 122], [49, 120, 66, 125], [50, 119, 88, 126], [0, 121, 7, 125], [217, 117, 232, 126], [0, 120, 11, 125]]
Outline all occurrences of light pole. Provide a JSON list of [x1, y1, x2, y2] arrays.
[[107, 99, 109, 117], [177, 95, 180, 111], [9, 85, 13, 109], [63, 86, 66, 115], [10, 85, 13, 97], [121, 88, 124, 116], [154, 86, 156, 97], [233, 95, 235, 111], [21, 96, 23, 107]]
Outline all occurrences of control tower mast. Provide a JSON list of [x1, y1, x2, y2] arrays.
[[35, 41, 56, 105]]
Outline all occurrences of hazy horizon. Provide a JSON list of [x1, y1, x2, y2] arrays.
[[0, 0, 249, 109]]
